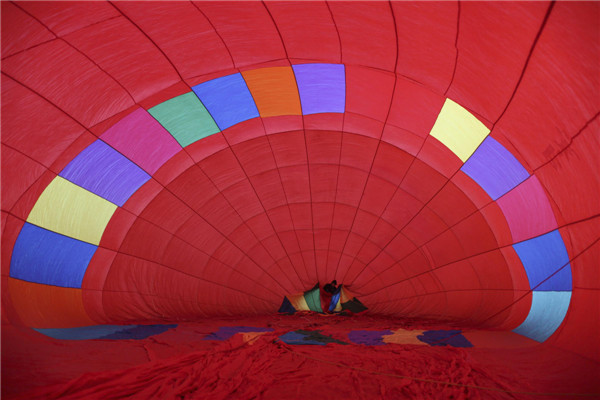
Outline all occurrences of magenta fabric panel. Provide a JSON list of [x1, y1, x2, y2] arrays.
[[100, 108, 182, 174], [497, 176, 558, 243]]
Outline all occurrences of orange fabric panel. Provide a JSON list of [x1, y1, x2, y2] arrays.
[[2, 276, 24, 326], [382, 329, 425, 345], [242, 66, 302, 117], [8, 278, 94, 328]]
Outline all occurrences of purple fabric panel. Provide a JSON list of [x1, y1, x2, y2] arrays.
[[100, 108, 182, 174], [203, 326, 273, 341], [417, 330, 473, 347], [59, 140, 150, 206], [292, 63, 345, 115], [348, 330, 392, 345], [461, 137, 529, 200]]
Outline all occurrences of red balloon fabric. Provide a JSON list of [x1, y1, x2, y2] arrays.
[[1, 1, 598, 398]]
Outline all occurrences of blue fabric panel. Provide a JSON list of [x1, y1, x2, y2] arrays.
[[278, 296, 296, 314], [192, 73, 259, 130], [60, 140, 151, 206], [461, 137, 529, 200], [100, 324, 177, 340], [35, 325, 131, 340], [328, 291, 341, 312], [10, 223, 97, 288], [417, 330, 473, 347], [292, 64, 345, 115], [347, 330, 393, 345], [512, 230, 572, 291], [513, 291, 571, 342]]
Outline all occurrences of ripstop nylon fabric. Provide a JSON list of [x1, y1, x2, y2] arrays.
[[1, 1, 598, 398]]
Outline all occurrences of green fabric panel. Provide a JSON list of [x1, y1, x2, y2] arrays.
[[149, 92, 220, 148], [303, 284, 323, 312]]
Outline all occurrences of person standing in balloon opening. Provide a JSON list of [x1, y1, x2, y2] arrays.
[[322, 280, 341, 312], [323, 280, 338, 295]]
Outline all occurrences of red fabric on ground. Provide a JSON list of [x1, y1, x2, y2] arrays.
[[14, 333, 513, 400], [4, 314, 599, 399]]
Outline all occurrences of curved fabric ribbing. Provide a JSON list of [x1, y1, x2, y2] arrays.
[[2, 3, 597, 362]]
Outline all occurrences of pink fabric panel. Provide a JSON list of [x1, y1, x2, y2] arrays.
[[497, 175, 558, 243], [100, 108, 182, 174]]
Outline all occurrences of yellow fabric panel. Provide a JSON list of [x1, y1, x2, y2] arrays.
[[27, 176, 117, 245], [289, 294, 310, 311], [382, 329, 426, 345], [333, 300, 342, 312], [429, 98, 490, 162]]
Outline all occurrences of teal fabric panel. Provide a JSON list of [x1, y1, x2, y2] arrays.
[[513, 291, 571, 342], [149, 92, 220, 147]]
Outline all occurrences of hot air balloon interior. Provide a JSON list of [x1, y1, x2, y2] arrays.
[[1, 1, 598, 399]]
